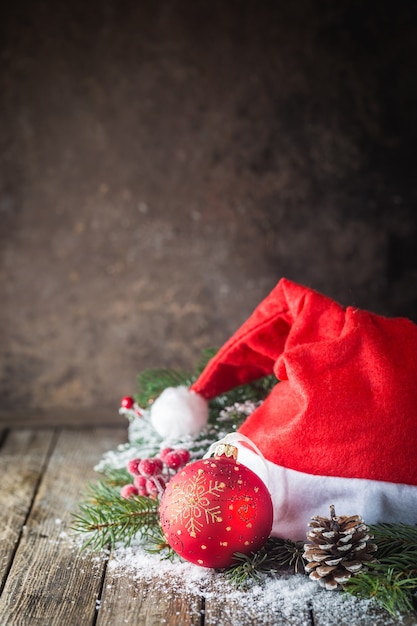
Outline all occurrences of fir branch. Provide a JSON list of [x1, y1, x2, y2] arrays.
[[144, 523, 178, 561], [135, 367, 193, 408], [208, 376, 276, 420], [263, 536, 306, 574], [102, 467, 132, 486], [344, 523, 417, 616], [370, 523, 417, 560], [345, 567, 417, 616], [71, 481, 159, 551], [223, 537, 306, 589], [223, 551, 272, 588], [134, 350, 277, 422]]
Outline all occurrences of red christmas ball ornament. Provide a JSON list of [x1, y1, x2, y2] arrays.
[[159, 444, 273, 568]]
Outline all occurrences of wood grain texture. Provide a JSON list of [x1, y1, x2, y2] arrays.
[[0, 429, 56, 591], [0, 408, 121, 429], [97, 574, 202, 626], [0, 427, 125, 625], [204, 591, 313, 626]]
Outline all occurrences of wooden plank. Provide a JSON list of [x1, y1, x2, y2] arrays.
[[0, 429, 56, 591], [203, 579, 313, 626], [204, 596, 310, 625], [96, 575, 202, 626], [0, 427, 126, 626], [0, 407, 121, 429], [98, 564, 312, 626]]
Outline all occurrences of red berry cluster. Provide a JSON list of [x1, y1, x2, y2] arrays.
[[120, 447, 191, 500]]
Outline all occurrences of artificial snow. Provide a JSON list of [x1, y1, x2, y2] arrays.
[[103, 540, 407, 626], [94, 406, 243, 475]]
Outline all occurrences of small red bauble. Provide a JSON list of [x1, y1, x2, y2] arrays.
[[121, 396, 135, 409], [159, 444, 273, 568]]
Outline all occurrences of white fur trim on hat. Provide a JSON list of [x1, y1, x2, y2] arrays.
[[235, 443, 417, 541], [150, 386, 209, 439]]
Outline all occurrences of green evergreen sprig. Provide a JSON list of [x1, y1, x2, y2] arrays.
[[223, 550, 273, 588], [135, 367, 194, 409], [134, 348, 217, 408], [101, 467, 132, 486], [71, 481, 160, 551], [345, 567, 417, 616], [144, 523, 177, 561], [134, 348, 277, 425], [208, 375, 276, 424], [371, 522, 417, 561], [223, 537, 306, 589], [262, 536, 306, 574], [223, 524, 417, 618], [344, 523, 417, 616]]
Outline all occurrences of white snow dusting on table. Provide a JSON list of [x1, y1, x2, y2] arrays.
[[105, 541, 408, 626]]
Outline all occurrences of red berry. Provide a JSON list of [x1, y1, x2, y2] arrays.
[[121, 396, 135, 409], [146, 476, 166, 497], [133, 475, 147, 490], [146, 478, 159, 495], [127, 458, 142, 476], [175, 448, 191, 464], [159, 447, 174, 462], [165, 451, 184, 470], [120, 484, 138, 499], [139, 458, 163, 477]]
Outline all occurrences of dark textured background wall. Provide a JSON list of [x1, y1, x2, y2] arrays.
[[1, 0, 416, 419]]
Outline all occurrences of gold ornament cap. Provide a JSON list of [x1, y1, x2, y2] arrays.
[[214, 443, 238, 460]]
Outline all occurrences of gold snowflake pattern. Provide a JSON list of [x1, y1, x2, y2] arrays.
[[168, 468, 226, 538]]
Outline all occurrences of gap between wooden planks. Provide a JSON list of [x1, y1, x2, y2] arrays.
[[0, 426, 206, 626], [0, 426, 416, 626]]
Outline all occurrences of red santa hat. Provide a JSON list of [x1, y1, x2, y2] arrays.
[[150, 278, 417, 539]]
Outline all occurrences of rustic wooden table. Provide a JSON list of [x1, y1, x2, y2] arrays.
[[1, 415, 416, 626]]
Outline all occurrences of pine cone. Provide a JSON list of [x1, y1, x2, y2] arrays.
[[303, 505, 378, 590]]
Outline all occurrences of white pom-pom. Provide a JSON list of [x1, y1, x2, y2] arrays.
[[150, 386, 209, 439]]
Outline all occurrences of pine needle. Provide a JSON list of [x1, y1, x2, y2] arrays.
[[223, 551, 272, 588], [370, 523, 417, 560], [135, 367, 193, 408], [144, 523, 178, 561], [208, 376, 277, 420], [223, 537, 306, 589], [71, 481, 160, 551], [102, 467, 132, 486], [344, 523, 417, 616], [263, 536, 306, 574], [133, 350, 277, 424], [345, 567, 417, 616]]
